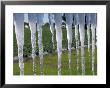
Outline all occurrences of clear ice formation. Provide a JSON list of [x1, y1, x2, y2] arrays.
[[73, 13, 80, 74], [86, 13, 91, 57], [77, 13, 85, 75], [13, 13, 97, 76], [90, 13, 97, 75], [14, 13, 24, 75], [28, 13, 44, 75], [48, 13, 55, 49], [36, 13, 44, 75], [53, 13, 62, 75], [65, 13, 73, 71], [86, 13, 97, 75], [28, 13, 37, 75]]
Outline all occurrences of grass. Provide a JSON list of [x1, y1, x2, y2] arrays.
[[13, 48, 97, 75]]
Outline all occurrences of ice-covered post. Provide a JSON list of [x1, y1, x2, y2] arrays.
[[54, 13, 62, 75], [65, 13, 73, 70], [90, 13, 97, 75], [86, 13, 91, 57], [14, 13, 24, 75], [48, 13, 55, 49], [77, 13, 85, 75], [74, 14, 80, 74], [28, 13, 37, 75], [37, 14, 44, 75]]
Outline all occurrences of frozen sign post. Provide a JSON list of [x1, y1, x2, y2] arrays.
[[14, 13, 24, 75]]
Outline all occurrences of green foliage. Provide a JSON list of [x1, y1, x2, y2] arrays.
[[42, 23, 53, 52], [23, 27, 32, 56], [13, 23, 93, 56], [13, 29, 18, 56]]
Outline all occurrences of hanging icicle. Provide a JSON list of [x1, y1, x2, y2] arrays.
[[77, 13, 85, 75], [74, 13, 80, 74], [90, 13, 97, 75], [28, 13, 37, 75], [37, 13, 44, 75], [54, 13, 62, 75], [48, 13, 55, 49], [14, 13, 24, 75], [86, 13, 91, 58], [65, 13, 73, 74]]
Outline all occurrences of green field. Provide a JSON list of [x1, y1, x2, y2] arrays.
[[13, 23, 97, 75]]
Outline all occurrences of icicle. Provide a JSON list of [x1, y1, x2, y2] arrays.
[[86, 13, 91, 58], [74, 14, 80, 74], [91, 13, 97, 75], [91, 25, 95, 75], [65, 13, 73, 73], [37, 14, 44, 75], [28, 13, 37, 75], [75, 25, 79, 74], [14, 13, 24, 75], [77, 13, 85, 75], [87, 26, 91, 56], [48, 13, 55, 49], [54, 13, 62, 75]]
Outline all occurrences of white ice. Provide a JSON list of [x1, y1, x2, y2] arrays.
[[90, 13, 97, 75], [53, 13, 62, 75], [28, 13, 44, 75], [65, 13, 73, 71], [77, 13, 85, 75], [86, 13, 91, 57], [48, 13, 55, 49], [28, 13, 37, 75], [36, 13, 44, 75], [14, 13, 24, 75], [73, 13, 80, 74]]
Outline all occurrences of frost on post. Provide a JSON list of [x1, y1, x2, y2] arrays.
[[37, 13, 44, 75], [77, 13, 85, 75], [48, 13, 55, 49], [54, 13, 62, 75], [74, 13, 80, 74], [14, 13, 24, 75], [28, 13, 37, 75], [90, 13, 97, 75], [65, 13, 73, 73]]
